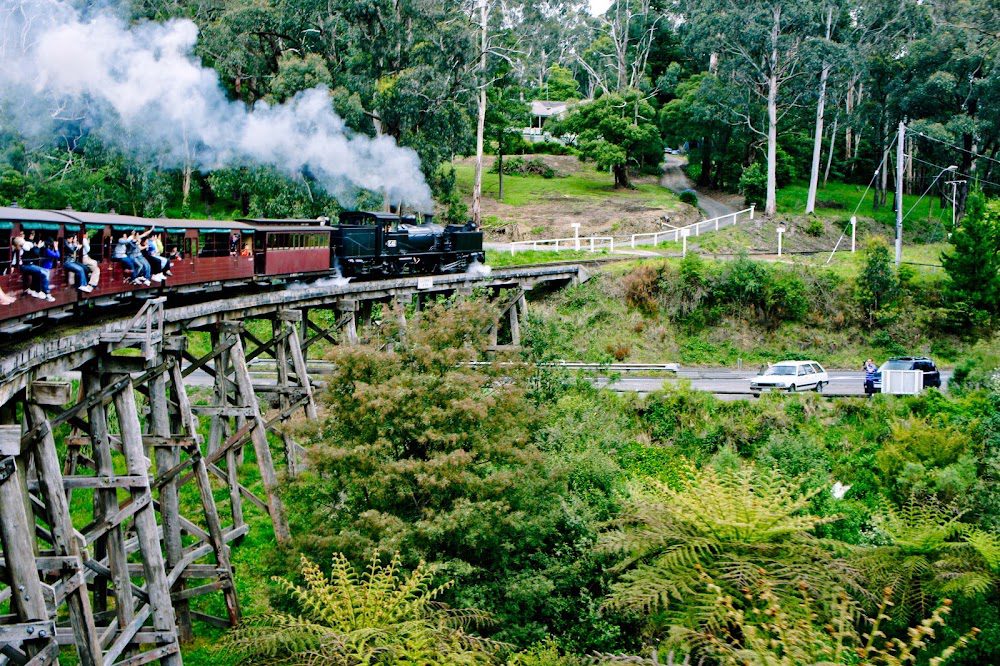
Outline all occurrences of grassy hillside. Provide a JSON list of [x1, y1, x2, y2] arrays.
[[452, 155, 692, 240], [527, 255, 976, 368]]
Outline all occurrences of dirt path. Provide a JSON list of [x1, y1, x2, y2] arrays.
[[660, 154, 737, 220]]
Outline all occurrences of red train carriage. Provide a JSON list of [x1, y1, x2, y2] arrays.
[[244, 223, 333, 277], [0, 207, 259, 332]]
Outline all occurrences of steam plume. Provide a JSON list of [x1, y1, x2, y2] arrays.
[[0, 0, 433, 210]]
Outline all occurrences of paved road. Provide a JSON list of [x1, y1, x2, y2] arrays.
[[176, 365, 952, 402], [596, 368, 953, 399], [660, 154, 735, 220]]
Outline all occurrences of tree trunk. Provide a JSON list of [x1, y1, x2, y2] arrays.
[[471, 0, 488, 226], [181, 164, 193, 211], [823, 112, 838, 186], [699, 135, 713, 187], [498, 132, 504, 202], [845, 76, 855, 163], [805, 6, 833, 215], [764, 5, 781, 217], [613, 164, 631, 189]]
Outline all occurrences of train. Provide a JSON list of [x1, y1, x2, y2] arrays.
[[0, 206, 485, 334]]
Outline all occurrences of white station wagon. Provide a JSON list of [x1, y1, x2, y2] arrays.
[[750, 360, 829, 395]]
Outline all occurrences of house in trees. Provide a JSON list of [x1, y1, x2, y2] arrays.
[[522, 100, 586, 143]]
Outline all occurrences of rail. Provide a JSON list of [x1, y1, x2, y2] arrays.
[[509, 235, 614, 255], [629, 206, 755, 248]]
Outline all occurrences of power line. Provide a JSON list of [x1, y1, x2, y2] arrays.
[[826, 135, 897, 264], [909, 155, 1000, 189], [908, 127, 1000, 168], [900, 166, 951, 223]]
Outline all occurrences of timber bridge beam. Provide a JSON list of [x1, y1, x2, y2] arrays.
[[0, 265, 584, 665]]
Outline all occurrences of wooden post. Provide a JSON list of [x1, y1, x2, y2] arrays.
[[26, 401, 104, 666], [207, 328, 230, 457], [150, 369, 193, 642], [224, 324, 292, 544], [83, 369, 136, 640], [168, 358, 241, 626], [395, 295, 408, 344], [208, 328, 244, 534], [337, 300, 359, 345], [273, 317, 299, 475], [110, 379, 182, 665], [508, 301, 521, 346], [300, 307, 310, 362], [283, 310, 317, 421], [0, 454, 53, 661]]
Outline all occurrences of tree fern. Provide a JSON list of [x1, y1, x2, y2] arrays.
[[856, 498, 1000, 623], [601, 464, 855, 653], [667, 573, 977, 665], [225, 552, 501, 665]]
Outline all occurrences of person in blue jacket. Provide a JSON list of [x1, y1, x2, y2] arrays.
[[863, 358, 878, 397]]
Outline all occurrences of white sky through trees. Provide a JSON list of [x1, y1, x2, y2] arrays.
[[590, 0, 612, 15]]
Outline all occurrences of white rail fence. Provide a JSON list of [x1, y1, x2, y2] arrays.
[[505, 205, 755, 255], [629, 206, 755, 248], [509, 235, 614, 255]]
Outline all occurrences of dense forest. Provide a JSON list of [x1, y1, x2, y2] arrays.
[[0, 0, 997, 222], [1, 0, 999, 664]]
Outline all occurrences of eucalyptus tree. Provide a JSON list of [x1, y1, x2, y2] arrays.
[[678, 0, 823, 216], [576, 0, 669, 96]]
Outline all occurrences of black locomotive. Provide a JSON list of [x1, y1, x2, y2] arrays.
[[333, 211, 485, 277]]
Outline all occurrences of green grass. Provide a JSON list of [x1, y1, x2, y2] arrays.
[[776, 180, 952, 238], [453, 162, 681, 209], [486, 248, 611, 267]]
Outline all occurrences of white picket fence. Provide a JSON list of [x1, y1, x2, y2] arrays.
[[505, 205, 755, 256], [629, 206, 755, 248], [509, 235, 614, 255]]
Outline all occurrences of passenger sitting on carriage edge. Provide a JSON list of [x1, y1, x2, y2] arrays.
[[64, 236, 94, 293], [37, 237, 60, 300], [80, 232, 100, 288], [129, 230, 160, 283], [113, 232, 147, 285], [142, 234, 170, 277], [13, 235, 51, 300]]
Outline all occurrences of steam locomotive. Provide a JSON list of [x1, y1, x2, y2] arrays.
[[0, 206, 485, 333]]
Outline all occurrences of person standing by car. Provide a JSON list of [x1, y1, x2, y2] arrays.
[[864, 358, 878, 397]]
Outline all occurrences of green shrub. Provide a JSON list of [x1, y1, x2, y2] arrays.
[[527, 141, 573, 156], [804, 217, 825, 237], [225, 553, 498, 665], [678, 189, 698, 206], [738, 162, 766, 207], [492, 156, 557, 178]]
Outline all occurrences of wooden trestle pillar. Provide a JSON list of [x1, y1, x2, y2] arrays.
[[486, 288, 528, 350], [170, 308, 323, 546]]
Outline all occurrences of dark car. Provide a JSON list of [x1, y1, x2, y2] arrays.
[[874, 357, 941, 390]]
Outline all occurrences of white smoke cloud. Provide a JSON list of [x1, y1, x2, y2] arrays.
[[0, 0, 433, 210]]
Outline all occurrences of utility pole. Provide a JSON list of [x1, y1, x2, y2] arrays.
[[946, 179, 967, 229], [894, 121, 905, 266]]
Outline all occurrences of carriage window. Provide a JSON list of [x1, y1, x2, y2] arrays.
[[198, 232, 231, 257], [184, 237, 195, 258], [0, 228, 11, 272], [165, 232, 186, 259], [84, 229, 105, 261]]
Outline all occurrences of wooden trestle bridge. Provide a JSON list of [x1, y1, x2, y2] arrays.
[[0, 264, 586, 666]]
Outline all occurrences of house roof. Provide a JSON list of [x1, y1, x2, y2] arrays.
[[530, 100, 571, 117]]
